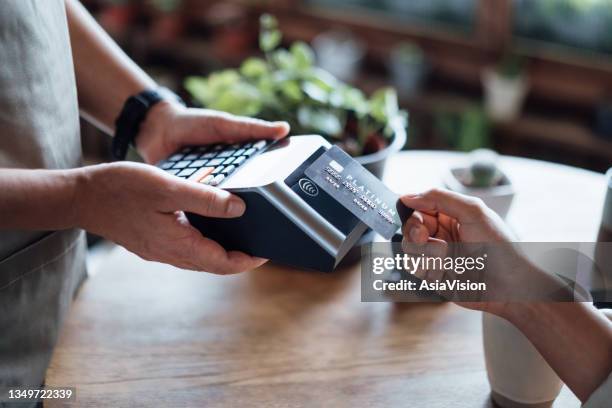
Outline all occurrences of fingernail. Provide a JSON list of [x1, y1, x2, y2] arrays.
[[227, 198, 246, 217], [273, 121, 290, 132], [409, 225, 422, 241]]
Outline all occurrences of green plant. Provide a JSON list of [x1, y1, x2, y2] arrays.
[[391, 41, 425, 65], [495, 53, 526, 79], [466, 148, 502, 188], [185, 14, 407, 157]]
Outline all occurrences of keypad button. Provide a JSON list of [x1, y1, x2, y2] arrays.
[[207, 158, 224, 167], [233, 149, 245, 156], [173, 160, 191, 169], [168, 154, 183, 162], [180, 147, 192, 154], [200, 175, 214, 185], [177, 167, 197, 177], [189, 167, 215, 182], [244, 148, 256, 156], [253, 140, 267, 150], [200, 152, 217, 159], [195, 146, 209, 153], [211, 145, 224, 151], [188, 159, 208, 168], [233, 156, 246, 166], [242, 142, 253, 148], [217, 150, 235, 158], [212, 166, 224, 174], [222, 165, 236, 175], [184, 154, 199, 161], [160, 161, 175, 170], [166, 169, 180, 175], [222, 157, 235, 165], [210, 174, 225, 186]]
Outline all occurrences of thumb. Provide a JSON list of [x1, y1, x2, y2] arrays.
[[213, 114, 290, 141], [171, 182, 246, 218], [400, 188, 485, 223]]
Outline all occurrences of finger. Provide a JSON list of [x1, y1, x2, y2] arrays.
[[190, 234, 266, 274], [211, 113, 290, 142], [401, 189, 485, 223], [402, 217, 430, 243], [167, 181, 246, 218]]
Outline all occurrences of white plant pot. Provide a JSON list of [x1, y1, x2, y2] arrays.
[[443, 167, 515, 219], [482, 69, 528, 122]]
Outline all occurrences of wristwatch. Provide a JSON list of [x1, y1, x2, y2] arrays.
[[111, 88, 184, 160]]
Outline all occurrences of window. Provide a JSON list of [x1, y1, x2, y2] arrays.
[[513, 0, 612, 56]]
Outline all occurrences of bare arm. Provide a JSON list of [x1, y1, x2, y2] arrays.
[[503, 302, 612, 402], [0, 169, 82, 230], [64, 0, 289, 164], [65, 0, 155, 134], [401, 189, 612, 403]]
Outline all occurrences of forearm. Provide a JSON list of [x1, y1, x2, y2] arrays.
[[65, 0, 156, 134], [502, 302, 612, 402], [0, 168, 86, 230]]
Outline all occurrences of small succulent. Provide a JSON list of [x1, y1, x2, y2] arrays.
[[466, 149, 503, 188], [495, 53, 525, 79]]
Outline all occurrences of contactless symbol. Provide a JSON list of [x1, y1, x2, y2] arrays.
[[298, 178, 319, 197]]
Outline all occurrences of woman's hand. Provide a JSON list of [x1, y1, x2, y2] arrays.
[[135, 101, 290, 164], [399, 188, 523, 314], [74, 162, 264, 274], [400, 188, 513, 246]]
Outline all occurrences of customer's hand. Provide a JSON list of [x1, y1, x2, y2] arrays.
[[74, 162, 264, 274], [400, 188, 513, 246], [135, 101, 290, 164], [399, 188, 525, 314]]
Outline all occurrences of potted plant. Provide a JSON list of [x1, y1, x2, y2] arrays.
[[184, 14, 407, 179], [482, 53, 528, 122], [389, 41, 428, 99], [443, 148, 515, 219]]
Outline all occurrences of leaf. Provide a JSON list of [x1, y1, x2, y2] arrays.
[[297, 106, 342, 137], [184, 77, 211, 105], [271, 49, 295, 70], [209, 83, 262, 117], [302, 81, 329, 104], [240, 57, 268, 78], [260, 14, 278, 30], [260, 29, 282, 53], [207, 69, 241, 91], [305, 67, 338, 91], [369, 87, 399, 124], [279, 80, 302, 102], [330, 86, 368, 115], [290, 41, 314, 70]]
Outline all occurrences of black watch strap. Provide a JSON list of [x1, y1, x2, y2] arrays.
[[111, 88, 184, 160]]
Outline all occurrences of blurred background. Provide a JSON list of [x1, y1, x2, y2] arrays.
[[80, 0, 612, 173]]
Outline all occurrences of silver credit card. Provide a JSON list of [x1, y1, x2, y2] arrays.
[[304, 146, 402, 239]]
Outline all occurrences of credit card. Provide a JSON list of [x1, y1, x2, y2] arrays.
[[304, 146, 407, 239]]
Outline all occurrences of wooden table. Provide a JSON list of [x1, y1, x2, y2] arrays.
[[46, 151, 607, 407]]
